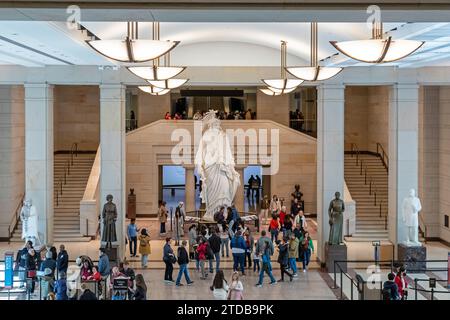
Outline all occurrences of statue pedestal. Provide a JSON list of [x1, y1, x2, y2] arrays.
[[325, 242, 347, 273], [397, 244, 427, 273], [101, 244, 119, 267]]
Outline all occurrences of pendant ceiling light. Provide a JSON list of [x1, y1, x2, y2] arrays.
[[87, 22, 179, 63], [127, 22, 186, 80], [329, 21, 424, 63], [261, 41, 303, 90], [286, 22, 342, 81], [259, 88, 281, 96], [138, 86, 170, 95], [145, 51, 189, 89]]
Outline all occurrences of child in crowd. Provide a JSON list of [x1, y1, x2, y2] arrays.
[[253, 242, 260, 272]]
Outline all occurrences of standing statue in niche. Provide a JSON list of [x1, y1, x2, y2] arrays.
[[101, 194, 118, 248], [328, 192, 345, 245], [195, 110, 240, 221], [20, 198, 41, 246], [402, 189, 422, 246]]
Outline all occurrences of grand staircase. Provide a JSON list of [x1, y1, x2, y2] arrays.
[[344, 152, 389, 241], [11, 153, 95, 242]]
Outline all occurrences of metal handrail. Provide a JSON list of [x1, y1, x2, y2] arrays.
[[349, 143, 387, 229], [376, 142, 389, 172], [70, 142, 78, 165], [7, 194, 25, 242]]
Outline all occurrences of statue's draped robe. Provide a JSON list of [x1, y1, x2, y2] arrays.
[[328, 199, 344, 245], [21, 205, 38, 241], [195, 127, 240, 221], [402, 196, 422, 227], [102, 202, 118, 243]]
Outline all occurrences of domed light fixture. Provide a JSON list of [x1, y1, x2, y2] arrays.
[[261, 41, 303, 90], [145, 51, 189, 89], [259, 88, 281, 96], [126, 27, 186, 81], [286, 22, 342, 81], [148, 79, 188, 89], [329, 21, 424, 63], [87, 21, 179, 63], [138, 86, 170, 95]]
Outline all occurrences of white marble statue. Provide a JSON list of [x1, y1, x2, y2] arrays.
[[20, 198, 41, 246], [195, 110, 240, 221], [402, 188, 422, 246]]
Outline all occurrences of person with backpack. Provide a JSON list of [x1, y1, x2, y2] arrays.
[[255, 234, 277, 287], [208, 228, 222, 273], [176, 240, 194, 286], [230, 230, 247, 275], [300, 231, 314, 272], [383, 273, 400, 300], [138, 228, 151, 268]]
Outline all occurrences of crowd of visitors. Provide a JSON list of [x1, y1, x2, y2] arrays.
[[14, 241, 147, 300], [164, 109, 257, 121]]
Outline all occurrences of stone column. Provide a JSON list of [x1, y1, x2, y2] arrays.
[[234, 166, 245, 212], [316, 84, 345, 263], [184, 166, 195, 213], [100, 84, 126, 260], [388, 84, 419, 247], [25, 83, 54, 245]]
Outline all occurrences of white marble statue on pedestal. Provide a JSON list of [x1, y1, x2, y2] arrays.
[[20, 198, 41, 246], [402, 189, 422, 246], [195, 110, 240, 221]]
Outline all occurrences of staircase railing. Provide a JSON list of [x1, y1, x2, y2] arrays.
[[7, 194, 25, 242], [70, 142, 78, 165], [349, 143, 388, 230], [55, 143, 78, 207], [376, 142, 389, 172]]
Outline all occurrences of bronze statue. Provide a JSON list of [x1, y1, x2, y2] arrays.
[[102, 194, 118, 248], [328, 191, 345, 245]]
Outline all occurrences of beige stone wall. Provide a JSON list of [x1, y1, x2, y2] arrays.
[[256, 90, 289, 126], [439, 86, 450, 242], [137, 90, 171, 127], [345, 86, 369, 150], [344, 86, 389, 152], [0, 85, 25, 238], [418, 86, 440, 238], [53, 85, 100, 151], [367, 86, 389, 153], [126, 120, 316, 216]]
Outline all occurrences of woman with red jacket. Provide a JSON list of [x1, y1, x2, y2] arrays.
[[269, 215, 280, 243], [196, 237, 208, 280], [394, 266, 408, 300]]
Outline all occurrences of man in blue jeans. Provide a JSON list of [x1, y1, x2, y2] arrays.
[[127, 219, 139, 257], [256, 244, 277, 288], [230, 230, 247, 275], [176, 241, 194, 286]]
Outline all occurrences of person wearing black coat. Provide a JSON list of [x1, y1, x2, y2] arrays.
[[40, 251, 57, 279], [132, 274, 147, 300], [277, 238, 293, 282], [56, 244, 69, 274], [175, 240, 194, 286], [208, 229, 222, 273]]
